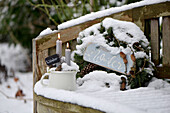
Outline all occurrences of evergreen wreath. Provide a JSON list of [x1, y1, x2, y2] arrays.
[[73, 18, 154, 89]]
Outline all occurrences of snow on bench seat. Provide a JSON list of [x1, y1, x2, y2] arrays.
[[34, 71, 170, 113]]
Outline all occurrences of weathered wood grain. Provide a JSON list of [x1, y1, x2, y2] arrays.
[[32, 39, 37, 113], [36, 26, 81, 52], [132, 6, 145, 31], [37, 103, 76, 113], [151, 18, 160, 66], [144, 19, 151, 42], [37, 49, 48, 80], [36, 32, 58, 52], [162, 16, 170, 66], [48, 46, 56, 56], [34, 93, 103, 113], [156, 66, 170, 79], [143, 2, 170, 19]]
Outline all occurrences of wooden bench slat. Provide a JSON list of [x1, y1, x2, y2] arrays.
[[163, 16, 170, 67], [151, 18, 160, 66]]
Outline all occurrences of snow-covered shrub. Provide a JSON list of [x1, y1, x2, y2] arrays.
[[73, 18, 154, 89], [0, 43, 30, 75]]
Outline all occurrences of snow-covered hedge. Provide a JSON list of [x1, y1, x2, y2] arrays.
[[0, 43, 30, 74]]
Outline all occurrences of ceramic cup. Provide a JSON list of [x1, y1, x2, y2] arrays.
[[40, 71, 77, 91]]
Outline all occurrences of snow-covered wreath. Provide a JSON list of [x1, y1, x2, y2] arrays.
[[73, 18, 154, 89]]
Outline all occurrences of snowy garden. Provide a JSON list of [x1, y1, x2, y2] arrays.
[[0, 0, 170, 113], [0, 44, 33, 113]]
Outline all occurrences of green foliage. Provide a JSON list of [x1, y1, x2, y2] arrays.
[[129, 58, 153, 89], [130, 70, 152, 89], [120, 41, 127, 48], [0, 0, 142, 52], [90, 31, 94, 35], [74, 53, 89, 78], [107, 27, 113, 35], [0, 0, 53, 52], [30, 0, 136, 29], [136, 58, 144, 67], [98, 24, 105, 33]]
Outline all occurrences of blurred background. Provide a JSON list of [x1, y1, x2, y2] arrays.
[[0, 0, 142, 75], [0, 0, 141, 113]]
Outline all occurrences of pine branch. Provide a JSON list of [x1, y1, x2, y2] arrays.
[[55, 0, 69, 20], [41, 0, 58, 26], [60, 0, 73, 19], [136, 58, 147, 75], [27, 0, 58, 26], [112, 34, 121, 47], [50, 0, 63, 23], [6, 25, 20, 45], [33, 3, 68, 9]]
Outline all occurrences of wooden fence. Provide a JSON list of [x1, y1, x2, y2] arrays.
[[33, 1, 170, 113]]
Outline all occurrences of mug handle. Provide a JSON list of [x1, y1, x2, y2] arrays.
[[40, 73, 49, 86]]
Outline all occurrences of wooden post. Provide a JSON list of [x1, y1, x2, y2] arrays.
[[162, 16, 170, 67], [151, 18, 160, 66], [144, 19, 151, 42], [37, 49, 48, 80], [32, 39, 37, 113]]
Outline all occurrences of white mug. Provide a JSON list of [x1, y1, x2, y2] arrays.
[[40, 71, 77, 91]]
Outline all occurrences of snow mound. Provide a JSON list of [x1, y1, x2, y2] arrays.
[[37, 27, 58, 38], [61, 61, 79, 72], [77, 71, 122, 91], [102, 18, 148, 45], [148, 78, 170, 89]]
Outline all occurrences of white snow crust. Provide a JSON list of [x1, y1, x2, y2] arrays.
[[58, 0, 170, 30], [75, 17, 149, 57], [61, 61, 79, 72], [135, 51, 148, 59], [36, 27, 58, 39], [34, 71, 170, 113]]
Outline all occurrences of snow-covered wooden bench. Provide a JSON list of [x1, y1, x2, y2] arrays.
[[33, 1, 170, 113]]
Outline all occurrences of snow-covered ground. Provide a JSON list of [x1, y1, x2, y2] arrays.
[[0, 72, 33, 113], [35, 71, 170, 113]]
